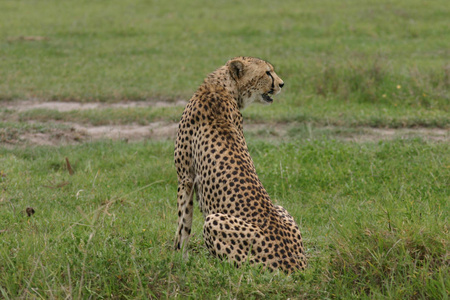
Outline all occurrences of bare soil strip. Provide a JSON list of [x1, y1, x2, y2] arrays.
[[1, 100, 188, 112], [1, 100, 448, 146], [71, 122, 179, 141], [4, 123, 447, 146]]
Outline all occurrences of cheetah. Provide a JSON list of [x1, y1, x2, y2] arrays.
[[174, 56, 307, 273]]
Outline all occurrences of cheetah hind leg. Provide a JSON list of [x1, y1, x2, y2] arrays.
[[203, 213, 265, 268], [174, 180, 195, 258], [273, 205, 307, 270]]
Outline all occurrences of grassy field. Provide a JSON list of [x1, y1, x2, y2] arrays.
[[1, 0, 449, 129], [1, 0, 449, 298], [0, 139, 448, 298]]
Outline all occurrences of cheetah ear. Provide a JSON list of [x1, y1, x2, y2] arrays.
[[228, 59, 245, 80]]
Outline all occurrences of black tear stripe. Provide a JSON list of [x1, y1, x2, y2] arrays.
[[266, 71, 274, 91]]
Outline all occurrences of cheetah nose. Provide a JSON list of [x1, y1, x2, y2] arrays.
[[279, 82, 284, 88]]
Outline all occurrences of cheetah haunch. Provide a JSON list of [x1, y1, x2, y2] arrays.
[[174, 57, 306, 273]]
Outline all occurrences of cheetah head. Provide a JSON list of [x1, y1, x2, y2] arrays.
[[227, 57, 284, 109]]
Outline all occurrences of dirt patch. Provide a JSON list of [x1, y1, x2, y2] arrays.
[[1, 122, 178, 146], [245, 124, 449, 142], [364, 128, 449, 142], [1, 100, 448, 146], [71, 122, 179, 141], [1, 100, 187, 112], [5, 123, 447, 147]]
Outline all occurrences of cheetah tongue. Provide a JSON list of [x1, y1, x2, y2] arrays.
[[262, 93, 273, 103]]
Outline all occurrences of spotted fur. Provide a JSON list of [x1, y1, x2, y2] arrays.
[[174, 57, 306, 273]]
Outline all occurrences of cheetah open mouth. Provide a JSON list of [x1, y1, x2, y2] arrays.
[[261, 93, 274, 103]]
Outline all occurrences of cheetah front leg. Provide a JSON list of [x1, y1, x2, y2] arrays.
[[174, 178, 194, 257]]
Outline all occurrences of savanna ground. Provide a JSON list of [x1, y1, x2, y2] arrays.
[[0, 0, 449, 298]]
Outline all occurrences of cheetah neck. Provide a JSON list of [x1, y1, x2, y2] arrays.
[[203, 66, 243, 109]]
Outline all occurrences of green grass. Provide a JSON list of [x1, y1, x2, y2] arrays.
[[1, 0, 449, 129], [1, 0, 449, 298], [0, 139, 448, 298]]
